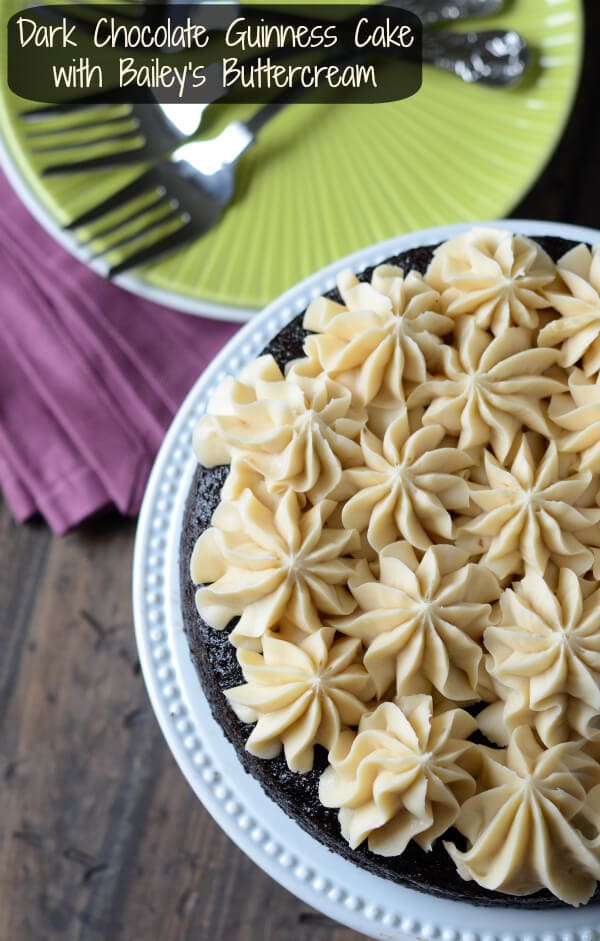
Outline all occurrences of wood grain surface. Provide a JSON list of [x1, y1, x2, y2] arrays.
[[1, 5, 600, 938], [0, 505, 366, 941]]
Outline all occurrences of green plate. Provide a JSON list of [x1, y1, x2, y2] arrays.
[[0, 0, 583, 317]]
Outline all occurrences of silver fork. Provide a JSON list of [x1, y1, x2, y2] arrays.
[[17, 0, 236, 167], [70, 13, 525, 280], [21, 1, 510, 174], [20, 62, 225, 169], [29, 26, 527, 175], [63, 92, 303, 277], [401, 0, 503, 25], [423, 27, 528, 85]]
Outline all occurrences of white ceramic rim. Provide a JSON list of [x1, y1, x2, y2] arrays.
[[0, 129, 256, 323], [133, 219, 600, 941]]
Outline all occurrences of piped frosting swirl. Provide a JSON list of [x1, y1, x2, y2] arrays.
[[549, 368, 600, 472], [457, 435, 600, 579], [427, 228, 555, 335], [483, 569, 600, 745], [294, 266, 450, 409], [319, 694, 477, 855], [191, 489, 366, 649], [539, 243, 600, 376], [336, 411, 472, 552], [445, 726, 600, 905], [407, 319, 564, 462], [226, 628, 375, 773], [194, 354, 363, 502], [333, 542, 500, 701]]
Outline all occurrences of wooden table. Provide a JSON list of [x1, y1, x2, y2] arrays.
[[2, 7, 600, 938]]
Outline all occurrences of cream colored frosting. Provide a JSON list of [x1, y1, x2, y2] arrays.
[[225, 628, 375, 773], [483, 569, 600, 745], [333, 542, 500, 701], [457, 436, 600, 579], [426, 228, 555, 335], [190, 489, 368, 649], [294, 266, 451, 409], [549, 368, 600, 472], [188, 229, 600, 905], [445, 726, 600, 905], [319, 694, 476, 855], [539, 243, 600, 376], [407, 319, 565, 462], [335, 410, 472, 552], [194, 355, 363, 502]]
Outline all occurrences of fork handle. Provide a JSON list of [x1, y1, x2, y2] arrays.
[[243, 48, 367, 138], [244, 86, 309, 137]]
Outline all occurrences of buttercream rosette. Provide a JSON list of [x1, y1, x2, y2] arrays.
[[194, 354, 363, 502], [407, 319, 564, 462], [332, 542, 500, 701], [334, 410, 472, 552], [191, 489, 368, 649], [445, 726, 600, 905], [457, 436, 600, 579], [319, 694, 477, 855], [549, 367, 600, 472], [188, 229, 600, 905], [481, 569, 600, 746], [225, 628, 375, 773], [539, 243, 600, 376], [292, 266, 451, 410], [426, 228, 555, 335]]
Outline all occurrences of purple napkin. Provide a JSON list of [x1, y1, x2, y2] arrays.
[[0, 170, 238, 534]]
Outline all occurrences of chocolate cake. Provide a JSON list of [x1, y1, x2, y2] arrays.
[[180, 233, 600, 908]]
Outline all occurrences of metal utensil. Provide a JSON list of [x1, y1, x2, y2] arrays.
[[20, 0, 510, 172], [422, 27, 528, 85], [29, 24, 526, 177], [29, 0, 505, 48], [399, 0, 503, 27], [62, 90, 307, 276], [22, 61, 224, 172]]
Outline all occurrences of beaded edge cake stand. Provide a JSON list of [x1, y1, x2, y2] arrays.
[[133, 219, 600, 941]]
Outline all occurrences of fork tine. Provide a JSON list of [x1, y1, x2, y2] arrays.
[[64, 171, 160, 229], [25, 113, 137, 139], [91, 206, 184, 260], [42, 143, 153, 175], [80, 191, 173, 247], [108, 221, 198, 277], [33, 127, 143, 156], [20, 89, 127, 120]]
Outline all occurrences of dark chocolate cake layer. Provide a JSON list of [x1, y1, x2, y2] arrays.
[[180, 237, 600, 908]]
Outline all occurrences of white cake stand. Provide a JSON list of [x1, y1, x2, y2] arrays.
[[133, 220, 600, 941]]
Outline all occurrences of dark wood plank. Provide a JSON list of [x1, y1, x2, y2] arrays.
[[0, 500, 367, 941]]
